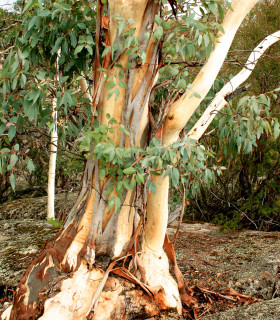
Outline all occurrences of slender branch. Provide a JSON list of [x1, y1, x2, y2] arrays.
[[0, 45, 14, 55], [187, 30, 280, 141], [224, 84, 251, 102], [79, 76, 93, 102]]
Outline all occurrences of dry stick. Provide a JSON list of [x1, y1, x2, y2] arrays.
[[130, 154, 144, 167], [208, 189, 258, 229], [173, 184, 185, 246], [0, 45, 15, 55], [86, 261, 117, 317], [197, 308, 211, 320]]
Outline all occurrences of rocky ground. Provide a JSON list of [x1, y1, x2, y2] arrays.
[[0, 194, 279, 319], [168, 223, 280, 319]]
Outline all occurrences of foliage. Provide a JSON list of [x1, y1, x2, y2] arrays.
[[0, 0, 93, 193], [183, 0, 280, 231], [46, 217, 63, 228], [78, 115, 225, 212], [0, 0, 279, 231]]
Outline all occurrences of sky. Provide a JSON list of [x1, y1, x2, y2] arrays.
[[0, 0, 17, 10]]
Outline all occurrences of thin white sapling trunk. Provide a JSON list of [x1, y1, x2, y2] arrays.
[[47, 52, 60, 219]]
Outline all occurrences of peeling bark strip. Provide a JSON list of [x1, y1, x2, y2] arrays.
[[4, 1, 267, 320], [9, 221, 78, 320]]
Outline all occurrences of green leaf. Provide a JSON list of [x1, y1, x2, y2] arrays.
[[10, 153, 18, 167], [128, 18, 136, 24], [218, 4, 224, 20], [151, 182, 156, 194], [28, 16, 37, 30], [114, 197, 121, 213], [154, 26, 163, 40], [123, 178, 130, 190], [38, 10, 50, 17], [102, 46, 111, 57], [108, 196, 115, 210], [274, 121, 280, 139], [106, 81, 116, 91], [9, 173, 15, 191], [99, 168, 106, 180], [85, 45, 93, 55], [26, 158, 35, 173], [136, 173, 144, 185], [74, 45, 84, 55], [70, 32, 77, 48], [123, 167, 136, 175], [8, 125, 16, 142], [118, 80, 127, 89], [0, 123, 6, 136], [23, 0, 33, 13], [77, 23, 86, 29], [11, 75, 18, 90], [114, 88, 120, 101], [20, 74, 27, 88], [208, 3, 217, 15], [51, 37, 62, 54], [155, 15, 162, 25], [130, 179, 136, 190], [171, 167, 179, 188]]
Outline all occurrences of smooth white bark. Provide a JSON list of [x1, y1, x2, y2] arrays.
[[162, 0, 260, 146], [38, 262, 104, 320], [79, 76, 93, 102], [145, 0, 260, 255], [47, 53, 60, 219], [188, 30, 280, 141]]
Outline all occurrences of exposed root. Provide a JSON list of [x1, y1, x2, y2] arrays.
[[60, 241, 83, 271], [1, 306, 12, 320], [139, 246, 182, 314], [38, 261, 104, 320]]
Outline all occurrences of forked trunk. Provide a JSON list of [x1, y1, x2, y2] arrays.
[[2, 1, 260, 319], [4, 2, 181, 319]]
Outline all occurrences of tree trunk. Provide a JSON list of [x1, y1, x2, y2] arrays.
[[47, 52, 60, 219], [2, 1, 262, 319]]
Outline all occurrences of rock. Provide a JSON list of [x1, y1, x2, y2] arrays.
[[0, 192, 78, 220], [203, 298, 280, 320], [0, 194, 280, 319], [0, 219, 58, 288]]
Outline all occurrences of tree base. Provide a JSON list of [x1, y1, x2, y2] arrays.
[[2, 259, 181, 320], [139, 247, 182, 314]]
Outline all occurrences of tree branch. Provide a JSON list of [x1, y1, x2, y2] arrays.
[[162, 0, 260, 146], [79, 76, 93, 102], [187, 30, 280, 141]]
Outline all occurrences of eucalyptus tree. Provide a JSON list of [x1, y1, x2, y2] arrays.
[[1, 0, 280, 319], [188, 0, 280, 229]]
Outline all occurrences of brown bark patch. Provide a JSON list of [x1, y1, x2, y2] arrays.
[[9, 221, 81, 319]]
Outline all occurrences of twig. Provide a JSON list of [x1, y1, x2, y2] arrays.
[[86, 261, 117, 317], [208, 189, 258, 229], [173, 184, 185, 245]]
